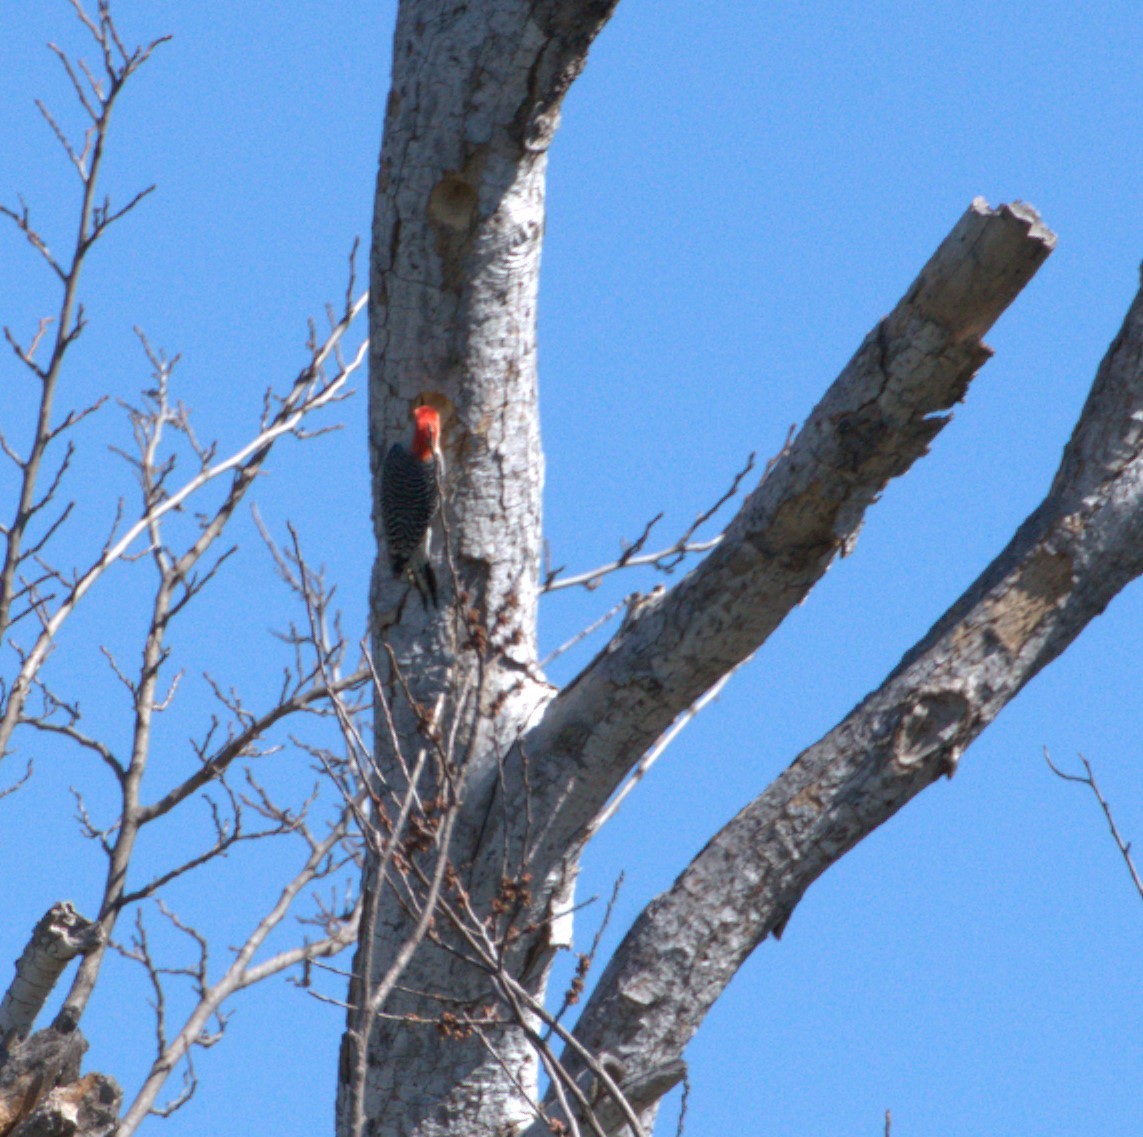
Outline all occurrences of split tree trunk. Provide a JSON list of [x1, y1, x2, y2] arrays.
[[342, 3, 1143, 1136]]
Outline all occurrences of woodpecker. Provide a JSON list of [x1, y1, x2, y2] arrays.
[[381, 404, 443, 608]]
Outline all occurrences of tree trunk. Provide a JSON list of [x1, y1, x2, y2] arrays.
[[341, 3, 619, 1135]]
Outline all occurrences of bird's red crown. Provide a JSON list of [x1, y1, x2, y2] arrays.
[[411, 405, 441, 460]]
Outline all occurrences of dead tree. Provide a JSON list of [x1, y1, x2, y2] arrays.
[[346, 2, 1143, 1136], [4, 4, 1143, 1137]]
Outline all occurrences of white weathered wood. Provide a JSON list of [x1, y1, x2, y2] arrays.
[[351, 2, 1070, 1131], [0, 904, 100, 1047]]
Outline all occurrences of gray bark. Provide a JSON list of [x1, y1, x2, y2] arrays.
[[546, 273, 1143, 1133], [348, 4, 1142, 1137], [518, 198, 1055, 880], [345, 3, 619, 1135]]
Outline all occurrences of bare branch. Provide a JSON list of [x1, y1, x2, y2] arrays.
[[24, 703, 125, 782], [674, 1071, 691, 1137], [0, 1, 169, 692], [423, 872, 653, 1137], [0, 289, 367, 760], [0, 759, 33, 802], [118, 785, 306, 909], [540, 595, 627, 668], [35, 97, 87, 178], [139, 666, 369, 823], [0, 204, 66, 281], [543, 450, 759, 592], [116, 801, 362, 1135], [543, 873, 624, 1038], [521, 198, 1058, 887], [586, 652, 750, 841], [1044, 748, 1143, 903], [91, 182, 156, 235]]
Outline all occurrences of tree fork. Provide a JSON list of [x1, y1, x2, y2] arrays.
[[350, 1, 1066, 1132]]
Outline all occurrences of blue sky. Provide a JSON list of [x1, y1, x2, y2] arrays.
[[2, 3, 1142, 1135]]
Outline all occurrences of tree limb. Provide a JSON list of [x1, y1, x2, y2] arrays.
[[523, 198, 1056, 873], [555, 271, 1143, 1118], [1044, 749, 1143, 903]]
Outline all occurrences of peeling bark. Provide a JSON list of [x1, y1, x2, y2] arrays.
[[0, 1030, 119, 1137]]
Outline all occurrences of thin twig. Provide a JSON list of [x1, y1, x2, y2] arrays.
[[540, 595, 627, 668], [675, 1071, 691, 1137], [1044, 748, 1143, 902], [542, 449, 760, 593], [586, 654, 752, 838]]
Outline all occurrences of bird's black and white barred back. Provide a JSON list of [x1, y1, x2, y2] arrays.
[[381, 405, 443, 608]]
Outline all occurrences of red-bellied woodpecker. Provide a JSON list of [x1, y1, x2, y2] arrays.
[[381, 405, 443, 609]]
